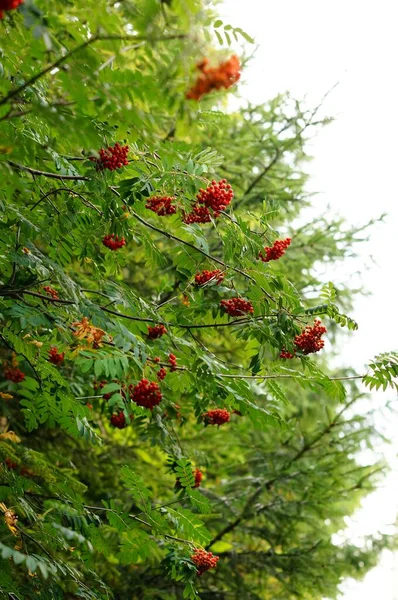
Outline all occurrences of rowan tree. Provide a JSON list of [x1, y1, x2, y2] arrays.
[[0, 1, 397, 599]]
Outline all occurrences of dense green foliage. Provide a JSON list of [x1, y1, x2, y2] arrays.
[[1, 1, 397, 599]]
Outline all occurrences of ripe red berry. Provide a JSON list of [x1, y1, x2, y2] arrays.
[[157, 367, 167, 380], [0, 0, 23, 19], [42, 286, 59, 300], [259, 237, 291, 262], [147, 324, 167, 340], [186, 54, 241, 101], [176, 467, 203, 490], [48, 346, 64, 366], [145, 196, 177, 216], [279, 349, 296, 359], [220, 297, 254, 317], [130, 379, 162, 410], [110, 412, 127, 429], [191, 548, 219, 576], [4, 366, 25, 383], [91, 143, 129, 171], [203, 408, 230, 426], [194, 269, 224, 286], [102, 234, 126, 251]]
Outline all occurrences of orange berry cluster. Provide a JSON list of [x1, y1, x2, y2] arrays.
[[195, 269, 224, 286], [294, 319, 327, 354], [203, 408, 230, 426], [91, 143, 129, 171], [4, 366, 25, 383], [184, 180, 233, 223], [186, 55, 241, 101], [145, 196, 177, 216], [0, 0, 23, 19], [259, 237, 292, 262], [147, 324, 167, 340], [176, 467, 203, 489], [191, 548, 219, 576], [42, 286, 59, 300], [220, 297, 254, 317], [102, 234, 126, 251], [130, 379, 162, 410], [48, 346, 64, 366]]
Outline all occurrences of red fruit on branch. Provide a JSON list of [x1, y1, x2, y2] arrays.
[[145, 196, 177, 216], [130, 379, 162, 410], [147, 324, 167, 340], [168, 353, 177, 372], [4, 366, 25, 383], [279, 349, 296, 359], [259, 237, 291, 262], [90, 143, 129, 171], [157, 367, 167, 380], [42, 286, 59, 300], [194, 269, 224, 286], [220, 297, 254, 317], [102, 234, 126, 251], [203, 408, 230, 426], [193, 467, 203, 488], [48, 346, 64, 365], [0, 0, 23, 19], [183, 179, 233, 223], [294, 319, 327, 355], [110, 412, 127, 429], [186, 55, 241, 101], [182, 204, 212, 224], [191, 548, 219, 576]]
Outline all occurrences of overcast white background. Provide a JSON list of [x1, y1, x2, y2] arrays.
[[219, 0, 398, 597]]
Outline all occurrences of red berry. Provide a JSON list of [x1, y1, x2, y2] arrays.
[[186, 54, 241, 101], [130, 379, 162, 410], [48, 346, 64, 366], [168, 353, 177, 372], [203, 409, 230, 426], [145, 196, 177, 216], [90, 143, 129, 171], [147, 324, 167, 340], [191, 548, 219, 576], [157, 367, 167, 380], [194, 269, 224, 286], [259, 237, 291, 262], [220, 297, 254, 317], [280, 349, 296, 359], [102, 234, 126, 251]]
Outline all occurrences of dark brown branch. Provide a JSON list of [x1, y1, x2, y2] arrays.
[[7, 161, 90, 181]]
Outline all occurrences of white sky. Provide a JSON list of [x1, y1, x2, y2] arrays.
[[219, 0, 398, 598]]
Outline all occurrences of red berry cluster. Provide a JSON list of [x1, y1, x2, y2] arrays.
[[48, 346, 64, 365], [176, 467, 203, 489], [220, 297, 254, 317], [147, 324, 167, 340], [145, 196, 177, 216], [94, 380, 111, 400], [110, 412, 127, 429], [91, 143, 129, 171], [102, 234, 126, 251], [169, 353, 177, 372], [130, 379, 162, 410], [184, 180, 233, 223], [279, 349, 295, 359], [203, 408, 230, 426], [186, 54, 241, 101], [259, 237, 292, 262], [294, 319, 327, 355], [157, 367, 167, 380], [4, 366, 25, 383], [194, 269, 224, 286], [42, 286, 59, 300], [191, 548, 219, 576], [0, 0, 23, 19]]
